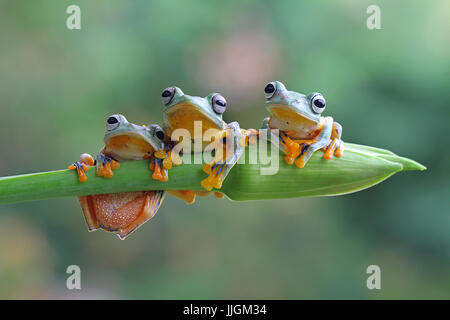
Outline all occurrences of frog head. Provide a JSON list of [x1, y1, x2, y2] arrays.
[[264, 81, 326, 126], [161, 86, 226, 136], [104, 114, 165, 160]]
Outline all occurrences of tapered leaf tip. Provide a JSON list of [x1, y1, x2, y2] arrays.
[[377, 154, 426, 172]]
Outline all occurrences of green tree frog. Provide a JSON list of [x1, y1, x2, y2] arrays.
[[161, 86, 252, 202], [69, 114, 168, 239], [261, 81, 343, 168]]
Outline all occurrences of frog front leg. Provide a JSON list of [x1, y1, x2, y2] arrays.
[[322, 121, 344, 159], [293, 117, 334, 168], [96, 148, 120, 178], [151, 147, 171, 182], [201, 122, 245, 191], [260, 117, 303, 165], [69, 153, 95, 182]]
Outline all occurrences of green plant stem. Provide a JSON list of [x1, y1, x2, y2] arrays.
[[0, 143, 425, 205]]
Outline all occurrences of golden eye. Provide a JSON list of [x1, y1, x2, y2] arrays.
[[212, 94, 227, 114], [311, 94, 326, 114]]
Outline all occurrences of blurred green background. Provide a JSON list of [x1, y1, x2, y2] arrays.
[[0, 0, 448, 299]]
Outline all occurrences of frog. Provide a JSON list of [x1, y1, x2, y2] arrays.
[[69, 114, 169, 182], [160, 86, 253, 202], [69, 114, 169, 239], [260, 81, 343, 168]]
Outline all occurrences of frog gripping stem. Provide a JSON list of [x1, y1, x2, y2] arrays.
[[68, 153, 95, 182], [151, 150, 169, 182], [96, 153, 120, 178]]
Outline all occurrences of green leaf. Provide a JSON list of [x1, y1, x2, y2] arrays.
[[0, 143, 425, 204]]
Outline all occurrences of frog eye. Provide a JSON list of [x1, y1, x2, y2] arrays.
[[155, 127, 165, 141], [311, 94, 326, 114], [106, 114, 121, 131], [161, 87, 175, 106], [212, 94, 227, 115], [264, 82, 277, 99], [147, 124, 165, 141]]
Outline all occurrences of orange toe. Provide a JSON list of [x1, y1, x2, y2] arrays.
[[335, 146, 344, 157], [110, 160, 120, 170], [78, 170, 87, 182], [323, 152, 333, 160], [284, 155, 295, 165], [152, 163, 168, 181], [214, 192, 224, 199], [103, 163, 114, 178], [202, 164, 212, 175], [323, 142, 337, 160], [294, 157, 306, 168]]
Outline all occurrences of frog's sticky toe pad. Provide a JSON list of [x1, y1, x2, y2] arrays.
[[162, 157, 173, 170], [201, 174, 223, 191], [152, 170, 168, 182], [97, 162, 114, 178], [323, 139, 339, 160], [69, 161, 90, 183], [284, 155, 296, 165], [294, 157, 306, 168], [167, 190, 196, 204], [335, 145, 344, 157], [200, 178, 215, 191], [151, 159, 168, 181], [202, 164, 212, 175]]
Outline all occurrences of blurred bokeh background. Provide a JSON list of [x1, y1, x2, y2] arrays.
[[0, 0, 448, 299]]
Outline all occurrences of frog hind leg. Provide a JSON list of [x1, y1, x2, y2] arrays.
[[68, 153, 95, 182], [201, 122, 244, 191], [167, 190, 197, 204], [77, 191, 165, 239], [96, 150, 120, 178], [117, 190, 166, 240], [78, 195, 100, 231]]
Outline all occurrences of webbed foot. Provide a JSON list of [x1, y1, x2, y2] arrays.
[[151, 154, 168, 182], [323, 138, 344, 159], [167, 190, 196, 204], [201, 122, 244, 191], [201, 162, 226, 191], [279, 132, 321, 166], [69, 153, 95, 182], [96, 153, 120, 178]]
